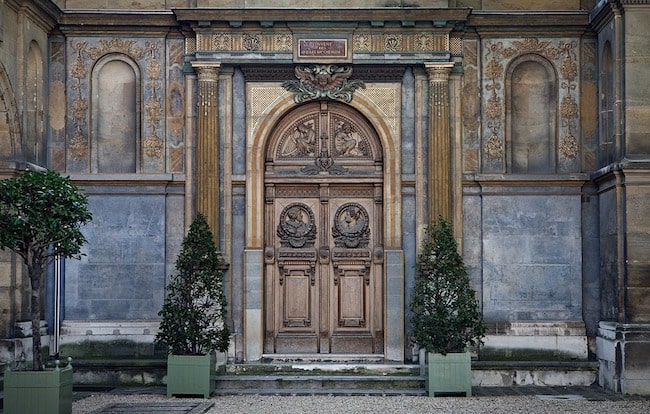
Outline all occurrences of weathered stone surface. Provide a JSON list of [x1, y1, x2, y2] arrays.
[[65, 189, 171, 320], [482, 193, 582, 321]]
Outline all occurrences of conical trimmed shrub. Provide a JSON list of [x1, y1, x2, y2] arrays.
[[410, 216, 486, 355], [156, 214, 230, 355]]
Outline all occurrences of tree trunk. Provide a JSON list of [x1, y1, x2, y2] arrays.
[[29, 256, 44, 371]]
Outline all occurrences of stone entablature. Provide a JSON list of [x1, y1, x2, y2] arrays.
[[190, 30, 452, 60], [174, 8, 469, 62]]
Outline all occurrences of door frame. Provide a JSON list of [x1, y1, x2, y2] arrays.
[[244, 89, 404, 362]]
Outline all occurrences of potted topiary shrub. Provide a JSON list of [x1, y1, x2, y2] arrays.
[[156, 213, 230, 398], [0, 169, 92, 414], [410, 216, 486, 397]]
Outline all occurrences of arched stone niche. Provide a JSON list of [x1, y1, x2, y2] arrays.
[[91, 55, 140, 173], [506, 54, 558, 174]]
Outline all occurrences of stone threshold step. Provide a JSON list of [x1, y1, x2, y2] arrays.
[[226, 362, 420, 376], [214, 374, 424, 389], [216, 374, 425, 380], [261, 354, 387, 363], [213, 388, 427, 396]]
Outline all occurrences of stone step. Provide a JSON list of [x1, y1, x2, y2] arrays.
[[213, 360, 598, 396], [472, 360, 599, 387], [216, 361, 425, 396], [225, 362, 421, 376], [215, 374, 425, 389], [214, 374, 426, 396], [213, 387, 427, 396]]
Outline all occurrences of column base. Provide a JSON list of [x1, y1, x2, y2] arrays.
[[597, 321, 650, 395]]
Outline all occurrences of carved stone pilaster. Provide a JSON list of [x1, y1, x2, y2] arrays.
[[425, 62, 454, 221], [192, 61, 221, 244]]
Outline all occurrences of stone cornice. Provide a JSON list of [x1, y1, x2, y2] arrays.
[[173, 7, 471, 26], [66, 174, 186, 190], [57, 10, 178, 34], [619, 0, 650, 4], [6, 0, 62, 32], [468, 11, 591, 35]]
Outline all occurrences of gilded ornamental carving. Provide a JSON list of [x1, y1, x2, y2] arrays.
[[66, 38, 165, 167], [282, 65, 365, 103], [482, 38, 582, 167]]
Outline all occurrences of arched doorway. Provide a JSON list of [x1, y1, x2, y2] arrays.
[[263, 100, 384, 355]]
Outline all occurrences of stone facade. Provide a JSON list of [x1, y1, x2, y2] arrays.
[[0, 0, 648, 395]]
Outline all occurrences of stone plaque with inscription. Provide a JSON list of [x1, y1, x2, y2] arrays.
[[295, 38, 350, 62]]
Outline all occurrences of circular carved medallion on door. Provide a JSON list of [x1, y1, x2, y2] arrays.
[[332, 202, 370, 248], [277, 202, 317, 248]]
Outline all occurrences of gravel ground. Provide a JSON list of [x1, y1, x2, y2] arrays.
[[72, 393, 650, 414]]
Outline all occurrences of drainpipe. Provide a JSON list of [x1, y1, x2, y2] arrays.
[[52, 254, 63, 356], [612, 0, 624, 160]]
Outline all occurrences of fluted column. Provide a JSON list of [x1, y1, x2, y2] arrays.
[[425, 62, 454, 222], [192, 61, 221, 244]]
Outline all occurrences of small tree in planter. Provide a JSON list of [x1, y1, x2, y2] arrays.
[[410, 216, 485, 397], [0, 169, 92, 414], [156, 213, 230, 397]]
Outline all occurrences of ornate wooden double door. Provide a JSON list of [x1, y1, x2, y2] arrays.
[[263, 101, 384, 355]]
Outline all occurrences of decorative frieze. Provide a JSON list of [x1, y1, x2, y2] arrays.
[[353, 32, 449, 54], [196, 31, 449, 55]]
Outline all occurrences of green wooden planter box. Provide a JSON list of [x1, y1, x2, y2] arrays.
[[427, 351, 472, 397], [166, 353, 216, 398], [3, 362, 73, 414]]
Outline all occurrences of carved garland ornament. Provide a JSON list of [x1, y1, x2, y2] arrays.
[[144, 42, 164, 159], [484, 45, 504, 162], [558, 42, 580, 160], [69, 42, 89, 161], [282, 65, 366, 103]]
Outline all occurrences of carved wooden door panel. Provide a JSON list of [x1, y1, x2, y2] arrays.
[[264, 101, 384, 355], [328, 195, 383, 354]]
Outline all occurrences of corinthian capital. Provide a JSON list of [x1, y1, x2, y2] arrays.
[[424, 62, 454, 82], [192, 61, 221, 82]]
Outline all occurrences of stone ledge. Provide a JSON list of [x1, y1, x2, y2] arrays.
[[482, 334, 588, 361], [60, 321, 160, 337], [487, 321, 587, 336]]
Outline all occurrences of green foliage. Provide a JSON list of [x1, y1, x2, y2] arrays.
[[156, 214, 230, 355], [410, 216, 486, 355], [0, 170, 92, 370], [0, 170, 92, 265]]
